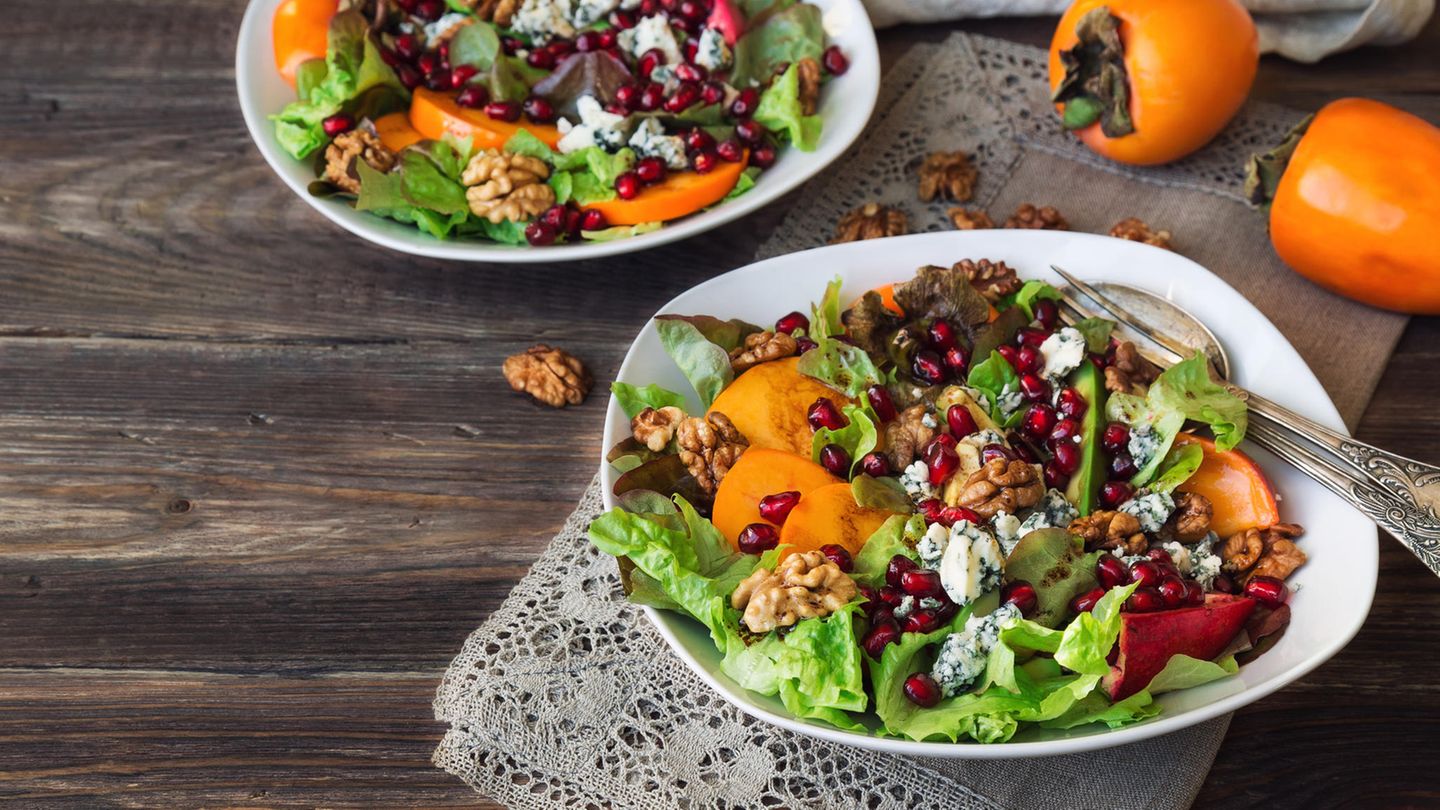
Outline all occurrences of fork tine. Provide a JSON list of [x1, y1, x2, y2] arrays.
[[1050, 265, 1193, 365]]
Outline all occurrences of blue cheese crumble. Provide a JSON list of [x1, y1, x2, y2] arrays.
[[931, 603, 1021, 697], [628, 118, 687, 169], [509, 0, 577, 43], [1039, 326, 1086, 381], [893, 594, 916, 621], [618, 13, 683, 64], [916, 522, 949, 570], [1128, 424, 1162, 472], [557, 96, 629, 153], [995, 382, 1024, 421], [424, 13, 474, 44], [1018, 488, 1078, 536], [936, 521, 1005, 607], [1188, 533, 1223, 589], [571, 0, 619, 27], [900, 460, 938, 504], [1120, 490, 1175, 533], [991, 511, 1022, 554], [694, 27, 733, 72]]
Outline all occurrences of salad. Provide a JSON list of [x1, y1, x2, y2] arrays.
[[590, 261, 1309, 742], [268, 0, 846, 246]]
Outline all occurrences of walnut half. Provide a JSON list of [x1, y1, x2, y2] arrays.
[[632, 406, 685, 452], [917, 151, 978, 203], [462, 149, 555, 223], [955, 458, 1044, 519], [1104, 340, 1162, 395], [1223, 523, 1307, 582], [1162, 492, 1213, 543], [323, 129, 396, 194], [502, 344, 592, 407], [1070, 511, 1147, 555], [677, 412, 748, 493], [729, 331, 797, 374], [833, 203, 908, 243], [731, 550, 859, 633]]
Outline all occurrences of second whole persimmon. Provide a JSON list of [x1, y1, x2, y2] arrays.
[[1048, 0, 1258, 166]]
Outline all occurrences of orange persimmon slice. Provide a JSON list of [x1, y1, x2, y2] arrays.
[[708, 357, 853, 458], [1174, 432, 1280, 538], [586, 155, 748, 225], [712, 448, 842, 548], [408, 87, 563, 151], [778, 482, 900, 557], [374, 111, 425, 152]]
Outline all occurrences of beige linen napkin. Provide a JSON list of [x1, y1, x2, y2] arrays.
[[862, 0, 1434, 63], [434, 33, 1406, 809]]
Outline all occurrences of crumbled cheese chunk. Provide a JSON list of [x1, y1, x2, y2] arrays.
[[1018, 488, 1077, 536], [916, 521, 949, 570], [571, 0, 619, 27], [900, 460, 938, 504], [1039, 326, 1086, 381], [936, 521, 1005, 607], [628, 118, 688, 169], [1120, 490, 1175, 533], [961, 428, 1007, 450], [893, 594, 916, 621], [931, 603, 1020, 697], [1189, 532, 1223, 589], [921, 412, 938, 430], [618, 13, 682, 64], [557, 95, 629, 153], [992, 511, 1022, 555], [509, 0, 577, 43], [996, 383, 1024, 420], [424, 13, 474, 44], [1128, 424, 1162, 472], [694, 26, 733, 72]]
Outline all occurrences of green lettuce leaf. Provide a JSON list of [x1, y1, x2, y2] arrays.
[[852, 514, 922, 587], [1107, 352, 1248, 484], [1003, 528, 1102, 628], [1071, 316, 1116, 353], [720, 167, 761, 203], [654, 316, 740, 407], [1148, 442, 1204, 494], [1146, 653, 1239, 695], [796, 338, 884, 398], [810, 403, 878, 476], [448, 20, 502, 72], [1054, 583, 1137, 676], [400, 150, 469, 214], [809, 276, 845, 339], [753, 61, 823, 151], [722, 602, 869, 728], [850, 475, 913, 514], [965, 349, 1020, 419], [731, 3, 824, 88], [355, 161, 469, 238], [610, 382, 688, 418]]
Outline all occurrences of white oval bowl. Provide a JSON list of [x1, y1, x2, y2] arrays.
[[235, 0, 880, 262], [599, 229, 1377, 758]]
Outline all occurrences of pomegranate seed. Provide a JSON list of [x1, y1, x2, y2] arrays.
[[575, 31, 601, 51], [1048, 417, 1080, 447], [1126, 587, 1164, 613], [484, 101, 521, 122], [547, 38, 575, 57], [1110, 452, 1139, 479], [926, 442, 960, 485], [940, 505, 982, 526], [757, 490, 801, 524], [423, 67, 452, 90], [614, 83, 641, 111], [734, 118, 766, 146], [819, 444, 851, 476], [927, 318, 957, 351], [701, 81, 726, 106], [862, 622, 901, 658], [449, 64, 479, 88], [540, 204, 568, 231], [1009, 434, 1040, 462], [1129, 560, 1164, 588], [945, 404, 977, 438], [1033, 299, 1060, 329], [664, 82, 701, 113], [673, 15, 699, 35], [820, 543, 854, 572], [868, 604, 894, 627], [638, 49, 664, 79], [321, 114, 354, 137], [981, 443, 1014, 464], [867, 385, 898, 422], [822, 44, 849, 75], [903, 672, 942, 706], [885, 555, 917, 588], [912, 350, 946, 385], [526, 48, 557, 69], [1098, 480, 1135, 509], [1183, 580, 1206, 605], [396, 64, 423, 89], [738, 522, 780, 554], [580, 208, 607, 231], [879, 585, 904, 606], [635, 156, 667, 185], [691, 149, 719, 173], [675, 63, 707, 82], [942, 345, 970, 377], [394, 34, 421, 61], [639, 0, 659, 13], [749, 145, 777, 169], [395, 0, 418, 10], [1015, 346, 1042, 374], [1147, 547, 1175, 568], [1051, 440, 1081, 475], [807, 397, 847, 431], [916, 499, 945, 525], [636, 82, 664, 111], [1056, 387, 1087, 418], [731, 87, 760, 118], [597, 28, 618, 48], [858, 452, 891, 478], [684, 128, 716, 152], [1018, 373, 1051, 403], [523, 96, 556, 122], [795, 336, 817, 353], [766, 312, 806, 337], [379, 47, 402, 67], [678, 0, 705, 19], [524, 220, 558, 246], [614, 171, 642, 199], [501, 36, 522, 56], [1212, 573, 1238, 594], [1158, 575, 1186, 608], [996, 344, 1022, 372], [418, 52, 440, 74], [1095, 555, 1129, 589], [610, 9, 636, 27], [1244, 575, 1288, 608], [902, 609, 941, 634], [1021, 404, 1058, 439], [1042, 459, 1069, 489], [1071, 586, 1106, 614], [1001, 580, 1038, 617], [1101, 423, 1130, 454], [716, 139, 744, 162], [1016, 327, 1049, 348], [1089, 351, 1110, 369], [900, 569, 944, 599], [415, 0, 444, 20]]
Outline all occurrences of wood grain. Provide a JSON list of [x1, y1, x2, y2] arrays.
[[2, 1, 1438, 807]]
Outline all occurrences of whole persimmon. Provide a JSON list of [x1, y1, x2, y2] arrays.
[[1247, 98, 1440, 314], [1048, 0, 1258, 166]]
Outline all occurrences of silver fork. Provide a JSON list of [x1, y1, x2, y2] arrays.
[[1051, 265, 1440, 577]]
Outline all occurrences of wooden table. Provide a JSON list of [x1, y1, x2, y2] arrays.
[[3, 3, 1438, 806]]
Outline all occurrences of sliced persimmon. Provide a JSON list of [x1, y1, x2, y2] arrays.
[[1174, 432, 1280, 538], [707, 357, 852, 458], [779, 483, 901, 557], [408, 87, 562, 151], [374, 111, 424, 152], [586, 155, 748, 225], [712, 448, 841, 547], [273, 0, 338, 87]]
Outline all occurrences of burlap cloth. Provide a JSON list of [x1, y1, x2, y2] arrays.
[[433, 34, 1406, 808]]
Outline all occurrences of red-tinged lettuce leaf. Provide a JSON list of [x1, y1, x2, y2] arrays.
[[612, 454, 711, 511], [533, 51, 634, 117], [892, 264, 991, 328], [1237, 603, 1290, 664]]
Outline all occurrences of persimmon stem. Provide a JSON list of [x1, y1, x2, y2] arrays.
[[1244, 114, 1314, 213], [1052, 6, 1134, 138]]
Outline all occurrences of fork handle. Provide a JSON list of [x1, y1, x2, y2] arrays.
[[1247, 392, 1440, 573]]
